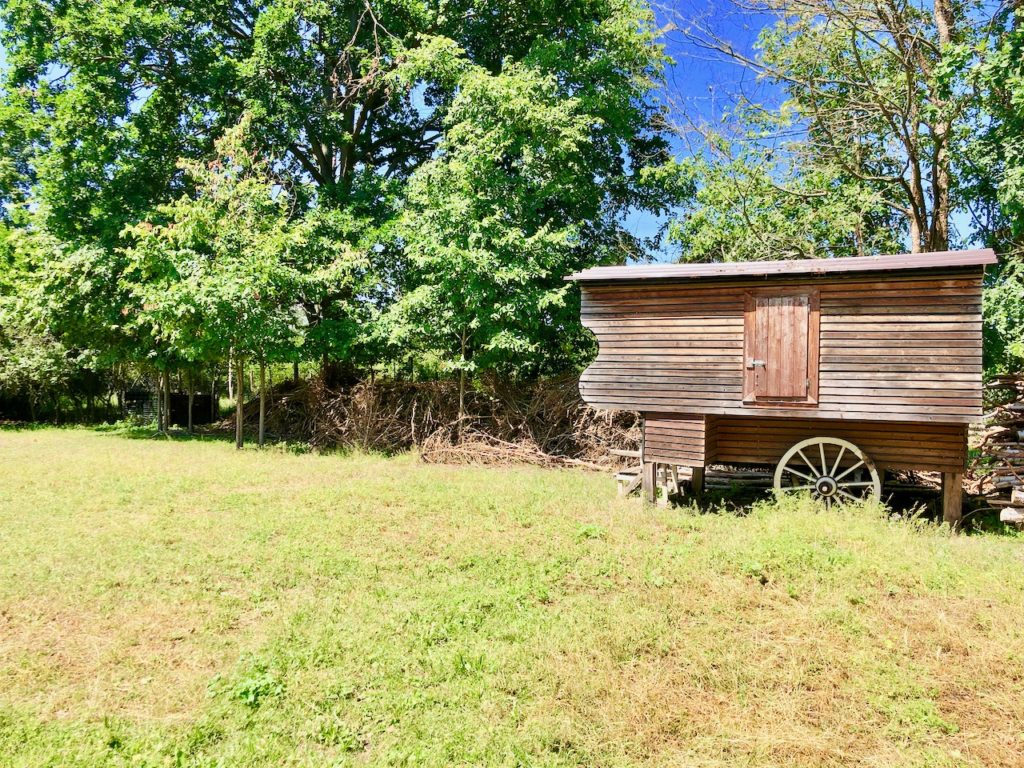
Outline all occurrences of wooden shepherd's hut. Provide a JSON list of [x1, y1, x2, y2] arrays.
[[569, 249, 998, 524]]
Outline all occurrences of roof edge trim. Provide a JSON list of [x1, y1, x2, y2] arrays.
[[566, 249, 997, 282]]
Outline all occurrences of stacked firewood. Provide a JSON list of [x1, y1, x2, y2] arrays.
[[969, 374, 1024, 526]]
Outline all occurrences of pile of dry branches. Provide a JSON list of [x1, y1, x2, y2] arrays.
[[240, 374, 639, 468]]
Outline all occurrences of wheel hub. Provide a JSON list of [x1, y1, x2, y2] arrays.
[[814, 476, 838, 497]]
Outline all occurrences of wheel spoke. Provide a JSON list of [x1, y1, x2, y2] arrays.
[[830, 446, 846, 476], [836, 489, 860, 502], [834, 460, 865, 482], [784, 465, 816, 483], [795, 449, 820, 477], [839, 481, 876, 487], [819, 442, 828, 476]]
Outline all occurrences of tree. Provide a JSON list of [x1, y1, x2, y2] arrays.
[[0, 304, 77, 421], [971, 4, 1024, 374], [0, 0, 224, 245], [666, 107, 904, 261], [665, 0, 985, 256], [0, 227, 68, 419], [389, 5, 676, 401], [124, 124, 305, 446]]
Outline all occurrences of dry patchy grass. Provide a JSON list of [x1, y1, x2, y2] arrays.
[[0, 427, 1022, 767]]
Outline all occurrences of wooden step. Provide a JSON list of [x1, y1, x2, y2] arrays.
[[609, 448, 641, 459]]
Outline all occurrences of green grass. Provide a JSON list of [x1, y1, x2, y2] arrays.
[[0, 428, 1022, 767]]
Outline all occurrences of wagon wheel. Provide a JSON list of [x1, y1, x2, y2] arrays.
[[773, 437, 881, 510]]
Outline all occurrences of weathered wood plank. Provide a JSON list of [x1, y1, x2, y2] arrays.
[[711, 417, 968, 473], [644, 414, 708, 466], [584, 272, 983, 297]]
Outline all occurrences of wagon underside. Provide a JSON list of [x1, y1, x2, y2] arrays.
[[643, 412, 967, 475]]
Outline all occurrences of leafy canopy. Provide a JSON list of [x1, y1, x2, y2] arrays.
[[123, 124, 305, 368], [0, 0, 675, 381]]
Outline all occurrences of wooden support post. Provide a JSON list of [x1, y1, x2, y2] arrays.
[[691, 466, 705, 502], [656, 465, 669, 507], [942, 472, 963, 528], [642, 461, 656, 504]]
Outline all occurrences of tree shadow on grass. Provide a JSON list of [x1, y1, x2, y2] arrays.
[[0, 419, 231, 442], [91, 422, 318, 454], [0, 421, 52, 432]]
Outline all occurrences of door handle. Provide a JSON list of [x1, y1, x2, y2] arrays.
[[746, 358, 766, 369]]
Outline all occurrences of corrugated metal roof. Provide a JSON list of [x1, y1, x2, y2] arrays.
[[567, 249, 998, 282]]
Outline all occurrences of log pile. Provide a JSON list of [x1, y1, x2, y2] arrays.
[[1000, 491, 1024, 526], [968, 374, 1024, 527]]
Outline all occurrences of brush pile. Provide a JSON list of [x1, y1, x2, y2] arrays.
[[237, 374, 639, 468], [968, 374, 1024, 526]]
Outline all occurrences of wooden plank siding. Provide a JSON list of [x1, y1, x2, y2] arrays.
[[639, 414, 966, 473], [642, 413, 707, 465], [579, 268, 985, 424], [638, 415, 967, 473], [710, 417, 967, 474]]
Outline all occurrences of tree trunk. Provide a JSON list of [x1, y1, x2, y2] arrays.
[[210, 376, 218, 422], [934, 0, 955, 53], [458, 368, 466, 443], [930, 0, 955, 252], [187, 388, 194, 435], [164, 370, 172, 433], [457, 331, 467, 442], [258, 360, 266, 448], [156, 375, 164, 432], [235, 357, 245, 450], [293, 361, 299, 384], [227, 356, 234, 400]]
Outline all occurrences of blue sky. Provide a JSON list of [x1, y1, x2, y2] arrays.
[[626, 2, 779, 257], [659, 1, 779, 125]]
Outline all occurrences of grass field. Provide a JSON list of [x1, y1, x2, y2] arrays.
[[0, 428, 1022, 767]]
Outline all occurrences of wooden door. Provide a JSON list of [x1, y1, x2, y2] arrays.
[[744, 291, 819, 404]]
